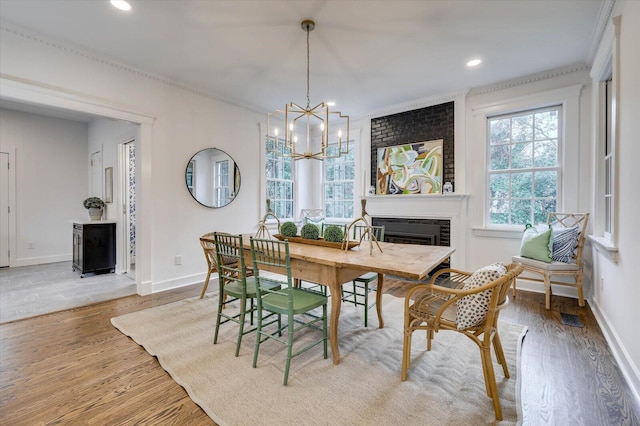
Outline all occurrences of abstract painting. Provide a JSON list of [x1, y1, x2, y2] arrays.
[[376, 139, 443, 195]]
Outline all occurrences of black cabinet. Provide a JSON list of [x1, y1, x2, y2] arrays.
[[72, 222, 116, 277]]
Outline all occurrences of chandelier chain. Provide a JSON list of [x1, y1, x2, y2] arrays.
[[306, 24, 310, 109]]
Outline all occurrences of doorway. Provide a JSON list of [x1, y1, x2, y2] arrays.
[[90, 151, 102, 197], [120, 139, 136, 279], [0, 152, 9, 267]]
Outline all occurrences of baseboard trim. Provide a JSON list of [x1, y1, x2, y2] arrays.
[[12, 254, 71, 267], [151, 272, 213, 294], [590, 301, 640, 403], [513, 278, 579, 299]]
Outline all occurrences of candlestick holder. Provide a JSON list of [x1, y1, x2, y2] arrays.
[[344, 198, 383, 255]]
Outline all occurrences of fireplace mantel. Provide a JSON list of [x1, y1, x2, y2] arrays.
[[363, 193, 469, 269]]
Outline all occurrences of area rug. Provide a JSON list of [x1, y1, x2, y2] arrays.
[[111, 294, 527, 425]]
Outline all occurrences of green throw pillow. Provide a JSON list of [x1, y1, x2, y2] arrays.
[[519, 224, 553, 263]]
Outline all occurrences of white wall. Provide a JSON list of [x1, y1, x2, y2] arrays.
[[589, 0, 640, 400], [0, 108, 88, 266], [0, 24, 264, 293]]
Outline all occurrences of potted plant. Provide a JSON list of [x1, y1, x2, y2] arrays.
[[83, 197, 105, 220]]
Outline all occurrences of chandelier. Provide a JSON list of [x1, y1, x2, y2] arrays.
[[267, 20, 350, 161]]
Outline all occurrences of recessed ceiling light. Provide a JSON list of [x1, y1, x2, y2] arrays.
[[327, 101, 336, 107], [466, 59, 482, 67], [111, 0, 132, 11]]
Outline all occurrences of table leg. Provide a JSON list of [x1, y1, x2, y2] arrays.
[[329, 282, 342, 365], [376, 273, 384, 328]]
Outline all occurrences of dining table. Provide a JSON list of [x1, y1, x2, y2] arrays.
[[202, 233, 455, 365]]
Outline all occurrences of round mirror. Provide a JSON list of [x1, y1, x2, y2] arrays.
[[185, 148, 240, 208]]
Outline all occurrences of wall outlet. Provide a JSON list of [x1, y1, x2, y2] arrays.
[[175, 255, 182, 266], [27, 242, 34, 250], [600, 277, 605, 292]]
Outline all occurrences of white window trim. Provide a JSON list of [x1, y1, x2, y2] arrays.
[[322, 129, 361, 221], [590, 15, 620, 251], [259, 122, 296, 223], [471, 84, 583, 237]]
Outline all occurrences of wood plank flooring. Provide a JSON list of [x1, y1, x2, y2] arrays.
[[1, 280, 639, 425]]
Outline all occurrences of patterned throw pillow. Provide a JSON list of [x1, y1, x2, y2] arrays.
[[456, 263, 507, 330], [552, 225, 580, 263]]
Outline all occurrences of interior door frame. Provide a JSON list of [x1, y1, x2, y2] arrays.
[[118, 139, 135, 275], [0, 75, 155, 295], [0, 151, 12, 267]]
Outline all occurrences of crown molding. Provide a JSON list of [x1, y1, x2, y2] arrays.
[[356, 90, 468, 121], [586, 0, 617, 63], [467, 64, 590, 97], [0, 21, 265, 115]]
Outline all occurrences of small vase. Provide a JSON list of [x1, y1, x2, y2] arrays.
[[88, 208, 103, 220]]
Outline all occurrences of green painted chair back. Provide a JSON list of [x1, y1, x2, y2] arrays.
[[249, 237, 328, 385], [353, 224, 385, 242]]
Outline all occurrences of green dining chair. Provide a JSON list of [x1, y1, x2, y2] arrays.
[[250, 237, 328, 385], [213, 233, 280, 357], [341, 224, 385, 327]]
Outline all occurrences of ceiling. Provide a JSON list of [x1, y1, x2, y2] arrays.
[[0, 0, 606, 118]]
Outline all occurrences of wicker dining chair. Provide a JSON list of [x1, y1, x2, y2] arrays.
[[200, 231, 254, 299], [341, 224, 385, 326], [401, 262, 524, 421], [213, 233, 280, 357], [512, 212, 589, 309]]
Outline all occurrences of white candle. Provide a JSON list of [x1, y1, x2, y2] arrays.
[[362, 169, 366, 197]]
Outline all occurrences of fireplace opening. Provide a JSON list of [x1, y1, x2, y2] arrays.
[[371, 217, 451, 275]]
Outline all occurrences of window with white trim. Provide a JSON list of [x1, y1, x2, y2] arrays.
[[604, 78, 614, 239], [488, 106, 562, 226], [265, 139, 294, 219], [323, 143, 355, 219]]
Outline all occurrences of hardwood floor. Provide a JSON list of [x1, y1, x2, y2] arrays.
[[1, 280, 638, 425]]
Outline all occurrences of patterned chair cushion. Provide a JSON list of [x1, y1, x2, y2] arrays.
[[551, 225, 580, 263], [456, 263, 507, 330]]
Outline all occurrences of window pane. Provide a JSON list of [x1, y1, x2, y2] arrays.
[[511, 172, 532, 198], [534, 171, 557, 198], [533, 140, 557, 167], [490, 118, 511, 144], [489, 198, 509, 224], [512, 115, 533, 142], [489, 173, 509, 199], [534, 199, 556, 224], [534, 110, 558, 140], [490, 145, 510, 170], [510, 199, 532, 225], [511, 142, 533, 169]]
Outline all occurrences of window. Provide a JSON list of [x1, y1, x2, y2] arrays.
[[265, 139, 294, 219], [604, 79, 613, 238], [323, 143, 355, 219], [215, 160, 229, 208], [488, 106, 562, 226]]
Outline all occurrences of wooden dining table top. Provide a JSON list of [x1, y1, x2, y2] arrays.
[[236, 234, 455, 281]]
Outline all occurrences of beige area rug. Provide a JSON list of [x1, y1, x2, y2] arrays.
[[111, 294, 527, 425]]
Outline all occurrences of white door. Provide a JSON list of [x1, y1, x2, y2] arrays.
[[0, 152, 9, 267], [91, 151, 102, 197]]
